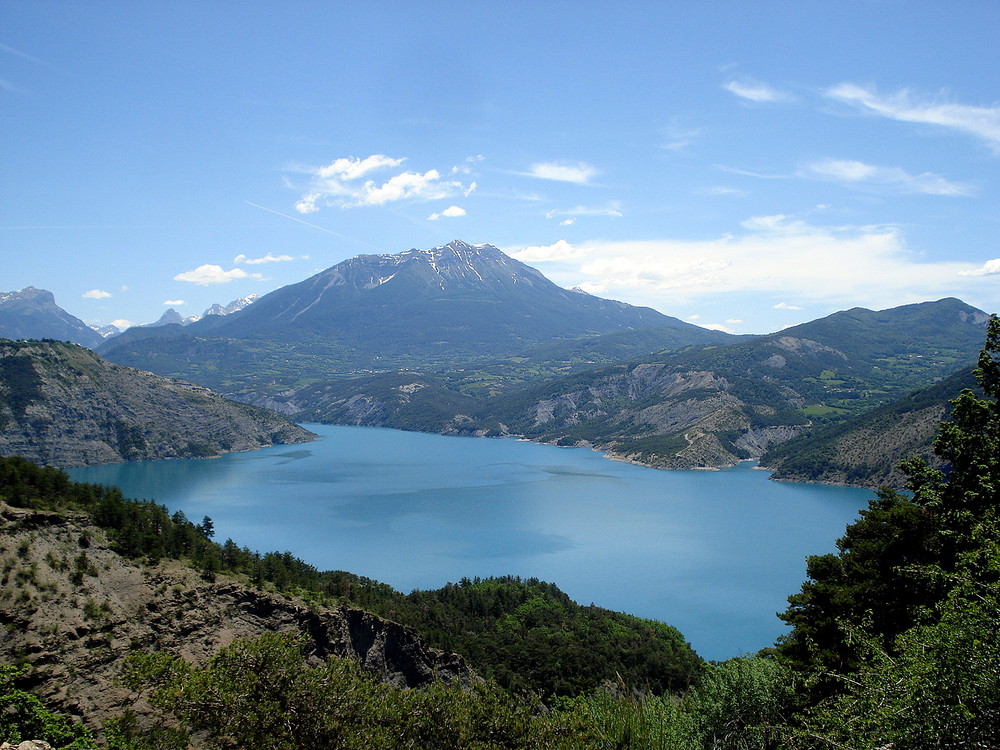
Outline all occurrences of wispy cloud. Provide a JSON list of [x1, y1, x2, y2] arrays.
[[773, 302, 803, 310], [81, 289, 112, 299], [292, 154, 471, 213], [509, 239, 586, 262], [695, 186, 748, 197], [660, 118, 703, 152], [163, 299, 185, 306], [801, 158, 973, 196], [545, 204, 623, 219], [724, 78, 793, 103], [0, 42, 50, 67], [427, 205, 467, 221], [233, 252, 304, 265], [523, 161, 599, 184], [826, 83, 1000, 155], [174, 265, 264, 286]]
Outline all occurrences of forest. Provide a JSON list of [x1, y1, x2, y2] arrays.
[[2, 316, 1000, 748]]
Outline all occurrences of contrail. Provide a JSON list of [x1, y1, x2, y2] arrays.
[[244, 201, 377, 248]]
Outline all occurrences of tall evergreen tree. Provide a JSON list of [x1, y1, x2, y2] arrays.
[[777, 315, 1000, 686]]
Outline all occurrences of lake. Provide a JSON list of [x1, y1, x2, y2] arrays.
[[67, 424, 873, 661]]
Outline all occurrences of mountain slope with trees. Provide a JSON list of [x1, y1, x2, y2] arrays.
[[761, 368, 976, 487], [494, 298, 988, 466]]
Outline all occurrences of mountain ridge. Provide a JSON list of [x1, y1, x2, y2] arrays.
[[97, 240, 728, 394]]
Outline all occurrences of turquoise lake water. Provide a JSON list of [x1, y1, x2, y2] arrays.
[[68, 424, 873, 661]]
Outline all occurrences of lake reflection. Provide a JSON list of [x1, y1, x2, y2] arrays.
[[68, 425, 872, 661]]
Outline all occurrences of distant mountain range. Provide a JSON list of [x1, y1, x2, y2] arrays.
[[97, 240, 729, 394], [0, 286, 260, 343], [3, 239, 994, 485], [0, 339, 313, 466], [141, 294, 261, 331]]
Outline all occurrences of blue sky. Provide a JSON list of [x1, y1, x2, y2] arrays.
[[3, 1, 999, 334]]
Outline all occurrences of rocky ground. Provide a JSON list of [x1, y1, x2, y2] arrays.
[[0, 501, 473, 731]]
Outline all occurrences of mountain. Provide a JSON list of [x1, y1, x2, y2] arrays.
[[0, 286, 104, 349], [118, 294, 263, 333], [463, 298, 990, 470], [760, 368, 976, 487], [200, 292, 259, 318], [199, 240, 670, 345], [89, 323, 122, 339], [0, 339, 313, 467], [99, 240, 726, 394], [146, 307, 186, 327]]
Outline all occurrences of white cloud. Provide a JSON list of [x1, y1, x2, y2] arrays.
[[773, 302, 803, 310], [292, 154, 471, 213], [295, 192, 322, 214], [560, 218, 576, 226], [802, 158, 973, 196], [740, 214, 796, 232], [317, 155, 405, 181], [699, 322, 736, 334], [524, 161, 598, 184], [531, 215, 979, 313], [173, 264, 263, 285], [111, 318, 136, 330], [427, 205, 467, 221], [724, 78, 793, 103], [234, 252, 299, 265], [826, 83, 1000, 155], [81, 289, 112, 299], [357, 170, 451, 205], [509, 240, 586, 262], [163, 299, 185, 306], [959, 259, 1000, 277]]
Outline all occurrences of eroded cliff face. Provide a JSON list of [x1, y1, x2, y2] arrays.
[[0, 340, 313, 467], [0, 503, 473, 728]]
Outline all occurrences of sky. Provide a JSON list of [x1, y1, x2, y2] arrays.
[[2, 1, 999, 335]]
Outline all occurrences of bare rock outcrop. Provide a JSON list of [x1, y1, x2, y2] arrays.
[[0, 340, 314, 467]]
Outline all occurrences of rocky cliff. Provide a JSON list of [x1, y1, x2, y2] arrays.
[[0, 340, 313, 467], [0, 501, 473, 729]]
